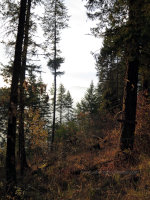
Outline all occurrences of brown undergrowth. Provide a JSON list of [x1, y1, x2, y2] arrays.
[[0, 94, 150, 199]]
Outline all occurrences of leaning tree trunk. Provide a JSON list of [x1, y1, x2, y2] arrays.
[[120, 0, 142, 150], [6, 0, 27, 194], [19, 0, 32, 176]]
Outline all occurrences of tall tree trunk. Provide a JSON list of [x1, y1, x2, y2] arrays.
[[60, 103, 62, 124], [6, 0, 27, 193], [120, 0, 142, 150], [19, 0, 31, 176], [51, 0, 57, 146], [51, 70, 56, 145]]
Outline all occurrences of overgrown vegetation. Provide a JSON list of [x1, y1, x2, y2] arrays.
[[0, 93, 150, 200]]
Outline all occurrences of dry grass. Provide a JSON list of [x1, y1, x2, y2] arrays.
[[1, 94, 150, 199]]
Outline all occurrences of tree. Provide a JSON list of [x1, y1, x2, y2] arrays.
[[25, 108, 48, 155], [6, 0, 27, 193], [25, 71, 51, 129], [0, 87, 10, 142], [57, 83, 66, 124], [85, 0, 150, 150], [85, 0, 128, 115], [0, 0, 19, 61], [138, 1, 150, 96], [65, 91, 74, 122], [19, 0, 32, 176], [1, 0, 45, 176], [95, 28, 126, 113], [77, 81, 98, 116], [120, 0, 143, 150], [42, 0, 69, 145]]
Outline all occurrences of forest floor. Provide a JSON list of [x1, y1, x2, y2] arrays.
[[1, 126, 150, 200], [0, 96, 150, 199]]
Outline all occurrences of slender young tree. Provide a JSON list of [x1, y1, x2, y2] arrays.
[[57, 83, 66, 124], [77, 81, 98, 116], [6, 0, 27, 193], [65, 91, 74, 122], [42, 0, 69, 145]]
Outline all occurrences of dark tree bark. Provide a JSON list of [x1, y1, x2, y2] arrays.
[[120, 0, 142, 150], [6, 0, 27, 193], [51, 9, 57, 146], [19, 0, 32, 176], [51, 68, 56, 145], [59, 104, 62, 124]]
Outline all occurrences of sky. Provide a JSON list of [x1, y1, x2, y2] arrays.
[[42, 0, 102, 103], [0, 0, 103, 104]]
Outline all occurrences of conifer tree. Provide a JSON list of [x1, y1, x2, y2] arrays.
[[6, 0, 27, 193], [1, 0, 44, 175], [120, 0, 143, 150], [95, 29, 125, 113], [77, 81, 98, 116], [65, 91, 74, 122], [19, 0, 32, 176], [57, 83, 66, 124], [85, 0, 150, 150], [0, 87, 10, 141], [42, 0, 69, 145]]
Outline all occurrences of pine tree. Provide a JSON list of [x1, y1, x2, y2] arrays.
[[57, 83, 66, 124], [1, 0, 45, 176], [120, 0, 143, 150], [96, 29, 125, 113], [65, 91, 74, 122], [42, 0, 69, 145], [19, 0, 32, 176], [6, 0, 27, 194], [0, 0, 19, 60], [0, 87, 10, 141], [77, 81, 98, 116], [138, 1, 150, 96], [85, 0, 150, 150]]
